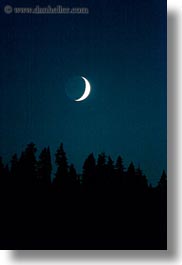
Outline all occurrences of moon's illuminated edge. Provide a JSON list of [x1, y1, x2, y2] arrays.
[[75, 76, 91, 102]]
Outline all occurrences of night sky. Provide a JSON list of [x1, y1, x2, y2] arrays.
[[0, 0, 166, 185]]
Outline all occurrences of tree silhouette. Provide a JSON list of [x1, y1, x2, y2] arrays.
[[106, 156, 115, 189], [115, 155, 124, 177], [107, 156, 114, 172], [19, 143, 37, 189], [135, 166, 148, 192], [127, 161, 135, 176], [54, 143, 69, 190], [68, 163, 79, 190], [82, 153, 96, 190], [96, 152, 107, 189], [113, 155, 125, 195], [37, 147, 52, 187], [126, 162, 135, 189]]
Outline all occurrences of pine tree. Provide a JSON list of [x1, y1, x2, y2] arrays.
[[19, 143, 37, 187], [96, 152, 107, 187], [37, 147, 52, 187], [9, 153, 20, 196], [115, 156, 124, 177], [82, 153, 96, 189], [54, 143, 69, 189], [107, 156, 114, 170], [127, 162, 135, 176], [69, 164, 78, 188], [135, 166, 148, 191], [97, 152, 106, 168], [106, 156, 114, 187], [126, 162, 136, 190]]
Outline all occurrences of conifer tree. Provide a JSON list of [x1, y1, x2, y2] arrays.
[[82, 153, 96, 188], [37, 147, 52, 187], [54, 143, 69, 189]]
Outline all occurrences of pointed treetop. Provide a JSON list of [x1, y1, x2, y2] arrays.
[[115, 155, 124, 172], [127, 162, 135, 175]]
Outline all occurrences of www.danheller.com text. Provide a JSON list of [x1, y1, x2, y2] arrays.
[[4, 5, 89, 15]]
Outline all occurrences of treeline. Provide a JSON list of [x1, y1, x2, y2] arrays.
[[0, 142, 167, 250], [0, 142, 166, 191]]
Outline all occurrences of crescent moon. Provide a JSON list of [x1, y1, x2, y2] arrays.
[[75, 76, 91, 102]]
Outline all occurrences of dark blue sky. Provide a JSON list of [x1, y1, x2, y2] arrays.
[[0, 0, 166, 185]]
